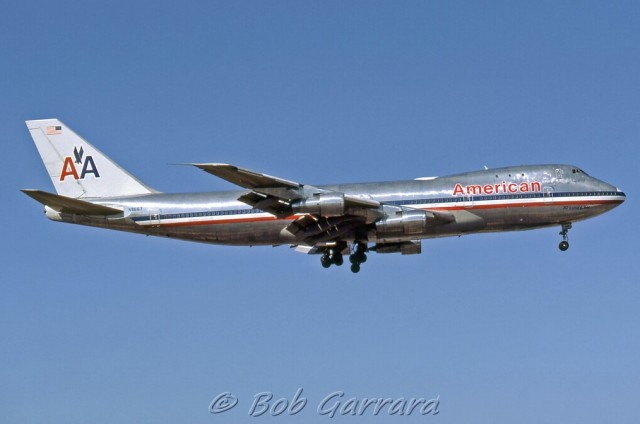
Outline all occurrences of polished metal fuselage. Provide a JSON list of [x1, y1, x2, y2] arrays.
[[52, 164, 625, 246]]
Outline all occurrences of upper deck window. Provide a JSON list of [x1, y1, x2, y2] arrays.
[[571, 168, 589, 176]]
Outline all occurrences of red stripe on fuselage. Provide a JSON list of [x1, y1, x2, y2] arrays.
[[158, 215, 291, 227]]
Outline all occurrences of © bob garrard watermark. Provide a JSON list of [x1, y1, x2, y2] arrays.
[[209, 387, 440, 418]]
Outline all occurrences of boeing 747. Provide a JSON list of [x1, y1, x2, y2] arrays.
[[23, 119, 626, 272]]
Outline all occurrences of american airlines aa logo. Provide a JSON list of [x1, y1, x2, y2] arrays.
[[60, 146, 100, 181]]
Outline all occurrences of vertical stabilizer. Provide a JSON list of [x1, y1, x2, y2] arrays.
[[26, 119, 156, 198]]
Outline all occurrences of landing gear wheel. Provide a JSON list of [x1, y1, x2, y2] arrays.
[[348, 242, 368, 271], [320, 254, 332, 268], [558, 223, 572, 252], [333, 254, 344, 266], [349, 252, 367, 264]]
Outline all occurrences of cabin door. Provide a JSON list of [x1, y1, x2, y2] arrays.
[[149, 209, 161, 227], [464, 194, 474, 208]]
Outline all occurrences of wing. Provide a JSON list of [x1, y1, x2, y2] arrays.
[[193, 163, 301, 193], [193, 163, 455, 248], [193, 163, 380, 217]]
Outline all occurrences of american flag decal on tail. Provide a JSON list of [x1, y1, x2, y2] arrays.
[[46, 125, 62, 135]]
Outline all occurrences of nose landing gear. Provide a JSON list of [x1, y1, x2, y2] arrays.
[[559, 223, 572, 251]]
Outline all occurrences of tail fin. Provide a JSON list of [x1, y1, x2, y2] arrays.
[[26, 119, 157, 198]]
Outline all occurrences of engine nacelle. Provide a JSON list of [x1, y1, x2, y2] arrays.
[[375, 210, 428, 237], [291, 193, 346, 217]]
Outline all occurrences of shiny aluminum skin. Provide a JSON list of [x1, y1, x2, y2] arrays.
[[55, 164, 625, 247]]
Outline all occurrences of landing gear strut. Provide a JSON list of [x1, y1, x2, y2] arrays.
[[331, 249, 344, 266], [349, 242, 368, 273], [559, 223, 571, 251]]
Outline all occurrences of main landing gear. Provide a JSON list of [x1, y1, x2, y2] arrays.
[[321, 247, 343, 268], [558, 223, 572, 251], [320, 242, 368, 273], [349, 242, 368, 274]]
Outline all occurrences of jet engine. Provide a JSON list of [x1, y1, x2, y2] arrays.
[[375, 210, 428, 237], [291, 193, 346, 217]]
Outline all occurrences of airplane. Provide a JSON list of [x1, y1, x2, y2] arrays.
[[23, 119, 626, 273]]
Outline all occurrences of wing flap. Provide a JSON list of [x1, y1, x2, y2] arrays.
[[237, 192, 292, 217]]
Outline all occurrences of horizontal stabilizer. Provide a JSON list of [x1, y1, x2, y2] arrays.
[[21, 189, 122, 215]]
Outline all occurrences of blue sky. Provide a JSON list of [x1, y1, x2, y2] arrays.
[[1, 1, 639, 422]]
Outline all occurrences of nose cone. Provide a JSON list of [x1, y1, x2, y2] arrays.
[[593, 176, 626, 208], [593, 175, 625, 205], [615, 187, 626, 204], [604, 182, 626, 208]]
